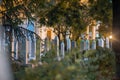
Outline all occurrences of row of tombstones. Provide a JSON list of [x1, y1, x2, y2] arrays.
[[80, 37, 110, 51], [13, 36, 110, 63], [11, 36, 37, 65], [42, 36, 111, 61]]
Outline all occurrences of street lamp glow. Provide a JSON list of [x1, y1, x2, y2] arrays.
[[109, 35, 112, 39]]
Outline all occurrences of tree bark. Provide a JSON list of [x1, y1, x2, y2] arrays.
[[112, 0, 120, 79]]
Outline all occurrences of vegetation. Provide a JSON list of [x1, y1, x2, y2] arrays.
[[0, 0, 115, 79], [14, 47, 115, 80]]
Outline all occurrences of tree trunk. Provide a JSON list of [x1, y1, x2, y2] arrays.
[[0, 25, 13, 80], [112, 0, 120, 79]]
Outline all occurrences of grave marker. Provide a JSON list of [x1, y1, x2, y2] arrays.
[[60, 42, 65, 59], [91, 40, 96, 49], [106, 37, 109, 48], [80, 39, 84, 51]]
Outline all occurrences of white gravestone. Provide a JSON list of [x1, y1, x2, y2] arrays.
[[72, 41, 76, 48], [86, 39, 90, 50], [15, 41, 18, 60], [83, 39, 86, 50], [91, 40, 96, 49], [60, 42, 65, 59], [98, 38, 104, 48], [26, 39, 29, 64], [28, 37, 32, 61], [66, 37, 69, 51], [101, 38, 104, 48], [66, 38, 71, 51], [0, 25, 13, 80], [98, 39, 100, 47], [68, 39, 71, 50], [80, 39, 85, 51], [106, 37, 109, 48], [29, 36, 36, 60], [56, 36, 60, 61], [11, 30, 15, 59]]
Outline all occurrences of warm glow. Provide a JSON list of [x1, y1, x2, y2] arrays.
[[109, 35, 112, 39], [81, 0, 88, 3], [80, 0, 88, 5]]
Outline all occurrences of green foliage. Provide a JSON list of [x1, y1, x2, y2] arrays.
[[41, 49, 57, 63], [89, 0, 112, 26], [98, 23, 112, 37], [15, 47, 115, 80]]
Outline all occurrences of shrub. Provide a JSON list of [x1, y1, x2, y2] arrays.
[[14, 47, 115, 80]]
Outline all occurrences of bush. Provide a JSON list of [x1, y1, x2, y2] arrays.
[[14, 47, 115, 80]]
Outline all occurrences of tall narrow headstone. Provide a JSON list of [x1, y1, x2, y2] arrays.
[[66, 37, 71, 51], [56, 36, 60, 61], [80, 38, 84, 51], [0, 25, 13, 80], [91, 40, 96, 49], [15, 41, 18, 60], [101, 38, 104, 48], [11, 30, 15, 59], [32, 34, 36, 60], [60, 42, 65, 59], [45, 37, 51, 51], [106, 37, 109, 48], [66, 38, 69, 51], [29, 38, 36, 60], [98, 38, 104, 48], [28, 37, 32, 61], [27, 21, 36, 60], [72, 40, 76, 48], [85, 39, 90, 50], [26, 39, 29, 64], [68, 39, 71, 50], [18, 38, 28, 64], [39, 40, 42, 62]]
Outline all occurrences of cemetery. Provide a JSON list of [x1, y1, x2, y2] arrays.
[[0, 0, 120, 80], [0, 14, 114, 80]]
